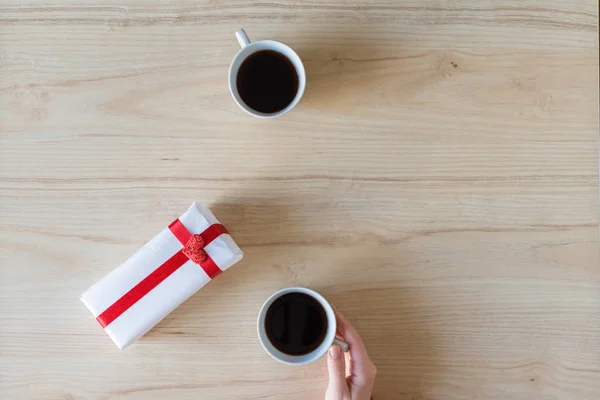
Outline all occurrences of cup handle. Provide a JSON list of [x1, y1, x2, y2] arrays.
[[235, 29, 251, 48], [333, 337, 349, 353]]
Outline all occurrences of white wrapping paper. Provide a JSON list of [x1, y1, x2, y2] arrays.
[[81, 202, 243, 349]]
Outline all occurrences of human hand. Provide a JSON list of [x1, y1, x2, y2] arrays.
[[326, 308, 376, 400]]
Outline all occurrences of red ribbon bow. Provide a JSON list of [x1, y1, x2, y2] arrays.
[[96, 219, 229, 328]]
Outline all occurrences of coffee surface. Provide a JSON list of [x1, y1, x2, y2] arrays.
[[236, 50, 299, 114], [264, 292, 328, 356]]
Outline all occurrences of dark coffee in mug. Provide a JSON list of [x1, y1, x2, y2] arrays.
[[264, 292, 328, 356], [236, 50, 299, 114]]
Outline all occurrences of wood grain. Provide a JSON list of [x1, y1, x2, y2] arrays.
[[1, 1, 598, 399]]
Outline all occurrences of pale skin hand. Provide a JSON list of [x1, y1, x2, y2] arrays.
[[326, 309, 377, 400]]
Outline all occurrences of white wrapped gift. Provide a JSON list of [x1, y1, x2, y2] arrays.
[[81, 202, 243, 349]]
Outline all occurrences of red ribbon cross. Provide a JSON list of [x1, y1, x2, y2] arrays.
[[96, 219, 229, 328]]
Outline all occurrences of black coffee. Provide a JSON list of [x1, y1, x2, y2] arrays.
[[265, 292, 328, 356], [236, 50, 299, 114]]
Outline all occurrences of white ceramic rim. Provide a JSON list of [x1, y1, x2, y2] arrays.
[[228, 40, 306, 119], [257, 287, 337, 365]]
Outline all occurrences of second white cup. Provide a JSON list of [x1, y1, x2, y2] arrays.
[[228, 29, 306, 118]]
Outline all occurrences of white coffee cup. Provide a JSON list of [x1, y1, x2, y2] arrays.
[[257, 287, 349, 365], [228, 29, 306, 118]]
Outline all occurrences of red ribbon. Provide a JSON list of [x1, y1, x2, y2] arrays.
[[96, 219, 229, 328]]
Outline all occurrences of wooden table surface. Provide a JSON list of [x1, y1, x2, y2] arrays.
[[1, 1, 598, 399]]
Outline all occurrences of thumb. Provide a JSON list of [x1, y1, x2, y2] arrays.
[[326, 345, 350, 400]]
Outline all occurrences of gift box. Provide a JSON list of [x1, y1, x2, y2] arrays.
[[81, 202, 243, 349]]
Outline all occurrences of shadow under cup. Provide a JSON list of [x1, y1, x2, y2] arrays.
[[229, 40, 306, 118], [257, 287, 340, 365]]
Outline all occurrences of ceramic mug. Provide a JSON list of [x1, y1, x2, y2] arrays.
[[257, 287, 349, 365], [228, 29, 306, 118]]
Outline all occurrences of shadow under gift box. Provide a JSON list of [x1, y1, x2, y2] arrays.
[[80, 203, 244, 349]]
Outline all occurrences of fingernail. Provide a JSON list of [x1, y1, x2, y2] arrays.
[[329, 345, 341, 359]]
